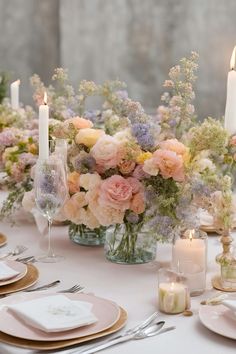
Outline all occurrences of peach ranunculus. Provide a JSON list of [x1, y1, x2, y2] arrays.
[[153, 149, 185, 182], [67, 171, 80, 194], [159, 139, 187, 157], [98, 175, 133, 211], [91, 135, 122, 170], [66, 116, 93, 130], [130, 192, 145, 214], [75, 128, 105, 148], [118, 160, 136, 175]]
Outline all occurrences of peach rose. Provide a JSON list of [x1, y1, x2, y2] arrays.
[[86, 184, 125, 226], [67, 171, 80, 194], [118, 160, 136, 175], [98, 175, 133, 211], [153, 149, 185, 182], [159, 139, 187, 156], [63, 192, 87, 221], [91, 135, 122, 170], [75, 128, 105, 147], [66, 116, 93, 130], [80, 173, 101, 191], [130, 192, 145, 214]]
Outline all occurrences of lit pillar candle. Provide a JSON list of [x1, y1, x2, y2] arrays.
[[225, 47, 236, 135], [172, 230, 206, 269], [10, 80, 20, 110], [158, 282, 189, 314], [38, 92, 49, 160]]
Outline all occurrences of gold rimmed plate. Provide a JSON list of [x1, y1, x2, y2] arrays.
[[0, 264, 39, 295], [0, 306, 127, 351], [0, 293, 121, 341], [0, 233, 7, 247], [0, 260, 27, 286]]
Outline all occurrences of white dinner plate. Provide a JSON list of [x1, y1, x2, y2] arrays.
[[0, 260, 27, 286], [199, 304, 236, 340], [0, 292, 121, 341]]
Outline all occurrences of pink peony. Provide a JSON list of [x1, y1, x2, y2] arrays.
[[153, 149, 185, 182], [130, 192, 145, 214], [98, 175, 133, 211], [91, 135, 122, 170], [159, 139, 187, 157]]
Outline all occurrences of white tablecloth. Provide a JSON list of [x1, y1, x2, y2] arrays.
[[0, 218, 235, 354]]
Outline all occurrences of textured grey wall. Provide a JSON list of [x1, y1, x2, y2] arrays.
[[0, 0, 236, 119]]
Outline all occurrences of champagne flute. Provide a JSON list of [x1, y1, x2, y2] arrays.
[[34, 157, 68, 263]]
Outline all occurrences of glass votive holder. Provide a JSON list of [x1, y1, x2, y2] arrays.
[[177, 260, 206, 296], [158, 268, 190, 314], [172, 229, 207, 296]]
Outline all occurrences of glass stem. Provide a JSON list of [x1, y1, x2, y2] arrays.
[[47, 218, 54, 258]]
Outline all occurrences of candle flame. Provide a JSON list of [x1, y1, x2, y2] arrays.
[[189, 229, 194, 241], [170, 282, 175, 290], [43, 92, 47, 105], [230, 47, 236, 70]]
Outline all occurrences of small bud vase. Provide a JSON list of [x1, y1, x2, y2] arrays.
[[104, 223, 156, 264], [69, 223, 106, 246]]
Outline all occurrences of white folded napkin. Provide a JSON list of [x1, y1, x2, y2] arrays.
[[7, 295, 98, 332], [222, 300, 236, 317], [0, 262, 20, 281]]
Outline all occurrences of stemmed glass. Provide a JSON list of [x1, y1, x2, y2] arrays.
[[34, 157, 68, 263]]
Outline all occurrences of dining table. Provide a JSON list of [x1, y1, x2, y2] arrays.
[[0, 210, 235, 354]]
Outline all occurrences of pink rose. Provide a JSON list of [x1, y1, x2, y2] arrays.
[[130, 192, 145, 214], [159, 139, 187, 157], [153, 149, 185, 182], [126, 177, 143, 194], [91, 135, 122, 170], [66, 116, 93, 130], [98, 175, 133, 211]]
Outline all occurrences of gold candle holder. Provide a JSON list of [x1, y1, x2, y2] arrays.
[[212, 228, 236, 291]]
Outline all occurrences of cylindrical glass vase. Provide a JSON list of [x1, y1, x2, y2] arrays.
[[69, 223, 106, 246], [104, 223, 156, 264]]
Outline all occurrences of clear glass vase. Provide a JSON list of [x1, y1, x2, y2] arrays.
[[69, 223, 106, 246], [105, 223, 156, 264]]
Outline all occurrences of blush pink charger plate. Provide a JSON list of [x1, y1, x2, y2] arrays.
[[199, 304, 236, 340], [0, 260, 27, 286], [0, 293, 121, 341]]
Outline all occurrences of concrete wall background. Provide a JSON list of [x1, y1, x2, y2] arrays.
[[0, 0, 235, 118]]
